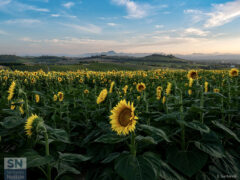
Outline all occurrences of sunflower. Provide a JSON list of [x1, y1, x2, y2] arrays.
[[58, 92, 64, 101], [110, 99, 138, 135], [229, 68, 239, 77], [7, 81, 16, 101], [84, 89, 89, 94], [156, 86, 162, 100], [109, 81, 115, 93], [162, 96, 166, 104], [96, 88, 108, 104], [10, 102, 15, 110], [123, 85, 128, 94], [136, 83, 146, 92], [213, 88, 220, 93], [204, 82, 208, 93], [58, 77, 62, 82], [189, 78, 194, 87], [25, 114, 39, 137], [53, 94, 57, 101], [187, 70, 198, 79], [166, 82, 172, 96], [35, 94, 40, 103], [188, 89, 192, 95]]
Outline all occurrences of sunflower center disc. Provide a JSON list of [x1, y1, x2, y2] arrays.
[[191, 72, 197, 79], [119, 108, 132, 127]]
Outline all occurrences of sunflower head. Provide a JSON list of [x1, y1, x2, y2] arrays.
[[213, 88, 220, 93], [25, 114, 44, 137], [58, 92, 64, 101], [53, 94, 57, 101], [165, 82, 172, 96], [110, 99, 138, 135], [96, 88, 108, 104], [84, 89, 89, 94], [156, 86, 162, 92], [122, 85, 128, 94], [188, 89, 192, 95], [35, 94, 40, 103], [7, 81, 16, 101], [136, 83, 146, 92], [187, 70, 198, 79], [58, 77, 62, 82], [229, 68, 239, 77], [109, 81, 115, 93]]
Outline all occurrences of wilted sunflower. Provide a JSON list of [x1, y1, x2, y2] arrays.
[[187, 70, 198, 79], [58, 92, 64, 101], [25, 114, 39, 137], [35, 94, 40, 103], [110, 99, 138, 135], [7, 81, 16, 101], [96, 88, 108, 104], [229, 68, 239, 77], [136, 83, 146, 92]]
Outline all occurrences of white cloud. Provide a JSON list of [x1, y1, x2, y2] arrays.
[[0, 29, 8, 35], [0, 0, 11, 6], [62, 2, 75, 9], [62, 24, 102, 34], [5, 19, 41, 25], [51, 14, 60, 17], [155, 25, 164, 29], [107, 23, 117, 26], [112, 0, 149, 19], [184, 28, 209, 36], [205, 0, 240, 28], [185, 1, 240, 28], [20, 37, 42, 43]]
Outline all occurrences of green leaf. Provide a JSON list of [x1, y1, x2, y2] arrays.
[[178, 120, 210, 133], [59, 152, 92, 163], [114, 153, 156, 180], [1, 116, 25, 129], [153, 112, 180, 122], [212, 121, 240, 142], [139, 124, 170, 142], [143, 152, 182, 180], [22, 151, 54, 168], [49, 128, 70, 143], [101, 152, 121, 164], [167, 149, 208, 177], [135, 135, 157, 145], [194, 132, 225, 158], [95, 133, 128, 144]]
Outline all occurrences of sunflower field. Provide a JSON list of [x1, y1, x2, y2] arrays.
[[0, 68, 240, 180]]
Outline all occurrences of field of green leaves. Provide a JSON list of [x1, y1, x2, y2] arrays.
[[0, 68, 240, 180]]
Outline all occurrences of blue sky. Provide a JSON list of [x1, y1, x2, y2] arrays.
[[0, 0, 240, 55]]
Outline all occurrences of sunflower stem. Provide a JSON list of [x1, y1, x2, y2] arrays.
[[200, 86, 204, 123], [130, 132, 136, 157], [44, 129, 51, 180]]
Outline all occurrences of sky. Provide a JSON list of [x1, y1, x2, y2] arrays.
[[0, 0, 240, 55]]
